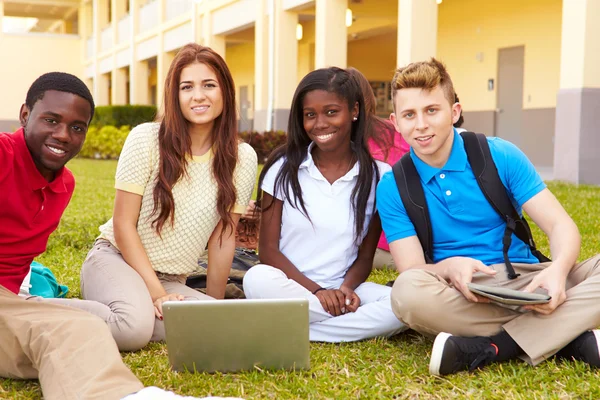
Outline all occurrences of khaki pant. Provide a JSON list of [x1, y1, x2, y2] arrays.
[[373, 248, 396, 270], [0, 285, 143, 400], [80, 239, 211, 351], [391, 254, 600, 365]]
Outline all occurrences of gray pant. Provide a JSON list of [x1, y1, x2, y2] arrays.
[[372, 248, 396, 270], [76, 239, 211, 351], [391, 254, 600, 365]]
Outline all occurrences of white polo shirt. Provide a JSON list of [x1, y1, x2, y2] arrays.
[[262, 143, 391, 289]]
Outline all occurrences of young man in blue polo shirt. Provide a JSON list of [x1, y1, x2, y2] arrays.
[[377, 58, 600, 376]]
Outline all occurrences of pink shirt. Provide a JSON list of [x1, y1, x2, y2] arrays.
[[367, 120, 409, 251]]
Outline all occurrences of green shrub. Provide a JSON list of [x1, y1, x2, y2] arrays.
[[79, 125, 130, 159], [239, 130, 287, 162], [92, 105, 157, 128], [79, 126, 288, 161]]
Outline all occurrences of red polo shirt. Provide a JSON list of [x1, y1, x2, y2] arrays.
[[0, 128, 75, 294]]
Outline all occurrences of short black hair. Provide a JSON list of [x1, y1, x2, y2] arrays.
[[454, 93, 464, 128], [26, 72, 95, 122]]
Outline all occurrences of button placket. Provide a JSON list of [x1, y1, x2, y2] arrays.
[[436, 172, 461, 212], [33, 187, 47, 222]]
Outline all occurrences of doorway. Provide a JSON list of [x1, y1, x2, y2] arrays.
[[495, 46, 525, 146]]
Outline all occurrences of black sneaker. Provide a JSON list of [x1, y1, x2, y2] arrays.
[[429, 332, 498, 376], [556, 330, 600, 367]]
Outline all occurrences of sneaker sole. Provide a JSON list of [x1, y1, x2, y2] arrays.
[[429, 332, 452, 376]]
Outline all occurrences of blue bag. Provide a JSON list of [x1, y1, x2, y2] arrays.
[[29, 261, 69, 298]]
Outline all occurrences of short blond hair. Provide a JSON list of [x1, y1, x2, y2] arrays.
[[391, 58, 456, 109]]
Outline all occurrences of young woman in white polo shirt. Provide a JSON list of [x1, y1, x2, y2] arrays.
[[79, 43, 257, 351], [243, 67, 406, 342]]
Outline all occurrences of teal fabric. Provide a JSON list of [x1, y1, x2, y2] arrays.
[[29, 261, 69, 298]]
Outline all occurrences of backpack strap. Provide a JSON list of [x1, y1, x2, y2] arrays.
[[460, 131, 551, 279], [392, 153, 434, 264]]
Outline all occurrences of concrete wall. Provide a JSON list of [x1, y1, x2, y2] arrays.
[[226, 41, 256, 129], [348, 31, 397, 82], [438, 0, 562, 168], [438, 0, 562, 112], [0, 34, 84, 123]]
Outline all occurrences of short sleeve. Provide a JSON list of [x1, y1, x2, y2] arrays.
[[260, 157, 286, 200], [487, 137, 546, 208], [231, 142, 258, 214], [114, 123, 158, 195], [376, 170, 418, 243]]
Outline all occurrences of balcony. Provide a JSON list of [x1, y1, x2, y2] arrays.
[[165, 0, 193, 21], [139, 0, 159, 34], [118, 14, 131, 44], [100, 25, 113, 52]]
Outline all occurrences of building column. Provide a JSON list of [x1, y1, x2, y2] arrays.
[[97, 73, 110, 106], [315, 0, 347, 68], [553, 0, 600, 185], [78, 3, 87, 62], [0, 0, 4, 38], [112, 68, 128, 105], [129, 0, 141, 104], [191, 1, 201, 43], [253, 0, 269, 132], [157, 51, 174, 109], [112, 0, 126, 43], [156, 0, 167, 109], [132, 61, 150, 105], [92, 0, 100, 100], [98, 0, 110, 53], [202, 11, 226, 58], [110, 0, 119, 105], [396, 0, 437, 67], [272, 0, 298, 130]]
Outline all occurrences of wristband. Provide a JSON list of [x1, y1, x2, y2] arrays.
[[312, 287, 325, 295]]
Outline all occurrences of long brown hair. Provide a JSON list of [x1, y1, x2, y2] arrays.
[[152, 43, 238, 238], [347, 67, 394, 161]]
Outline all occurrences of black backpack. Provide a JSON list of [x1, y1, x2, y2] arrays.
[[186, 248, 260, 298], [392, 131, 550, 279]]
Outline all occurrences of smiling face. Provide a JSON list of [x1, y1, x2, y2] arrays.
[[390, 85, 461, 168], [178, 62, 224, 133], [302, 89, 358, 153], [20, 90, 91, 182]]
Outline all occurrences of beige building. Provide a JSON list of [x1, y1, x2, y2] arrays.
[[0, 0, 598, 184]]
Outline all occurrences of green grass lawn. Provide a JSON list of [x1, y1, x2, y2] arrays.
[[2, 158, 600, 399]]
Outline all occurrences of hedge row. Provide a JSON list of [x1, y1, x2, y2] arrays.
[[238, 130, 287, 163], [79, 125, 130, 159], [79, 125, 287, 161], [91, 105, 157, 128]]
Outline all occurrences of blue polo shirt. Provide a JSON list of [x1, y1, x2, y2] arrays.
[[376, 130, 546, 266]]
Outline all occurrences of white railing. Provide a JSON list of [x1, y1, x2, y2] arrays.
[[100, 25, 113, 52], [165, 0, 193, 20], [118, 14, 131, 44], [212, 0, 257, 36], [86, 36, 95, 59], [164, 22, 191, 52], [139, 0, 159, 33]]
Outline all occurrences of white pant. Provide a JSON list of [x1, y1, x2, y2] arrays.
[[243, 264, 407, 342]]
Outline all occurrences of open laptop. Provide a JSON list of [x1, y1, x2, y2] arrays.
[[162, 298, 310, 373]]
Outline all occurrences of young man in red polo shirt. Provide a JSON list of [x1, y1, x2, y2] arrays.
[[0, 73, 240, 400]]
